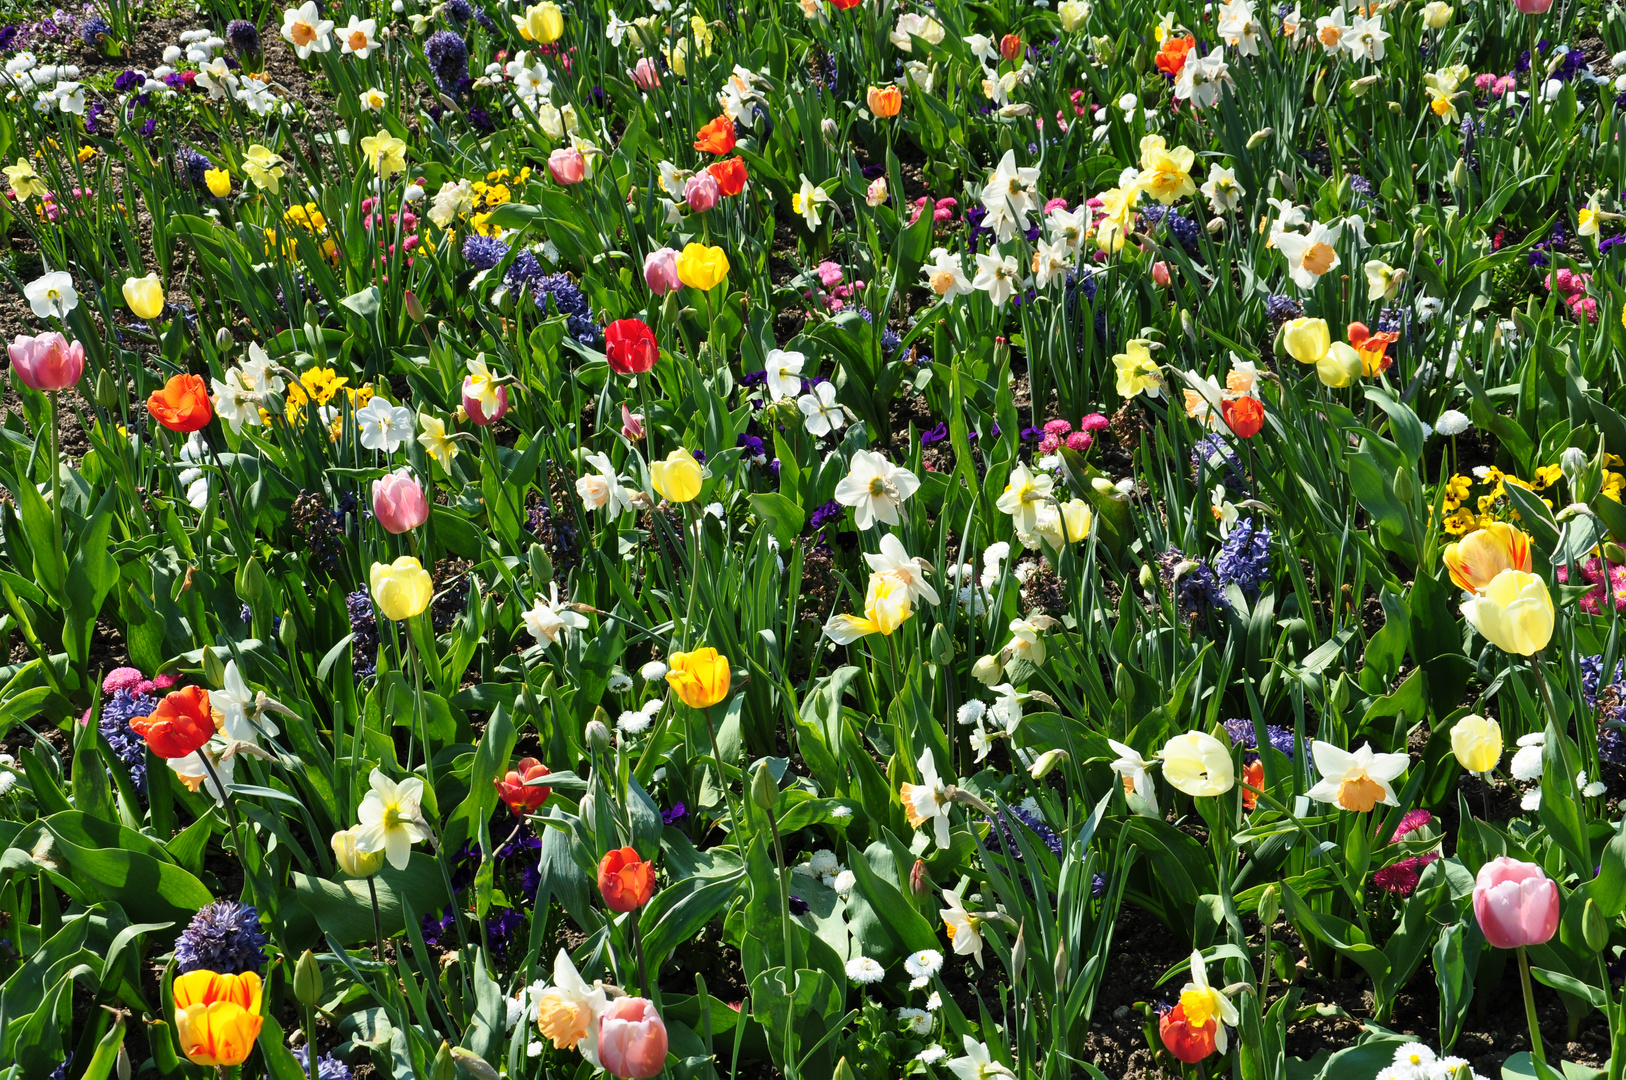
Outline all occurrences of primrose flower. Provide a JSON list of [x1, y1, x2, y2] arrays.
[[1306, 741, 1408, 812], [355, 767, 429, 870]]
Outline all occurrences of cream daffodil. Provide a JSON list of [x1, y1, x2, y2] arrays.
[[1177, 950, 1241, 1054], [822, 572, 914, 643], [995, 462, 1055, 535], [1108, 738, 1159, 813], [416, 413, 459, 472], [1305, 741, 1409, 811], [900, 750, 952, 849], [354, 768, 429, 870], [863, 534, 940, 605], [939, 889, 985, 965]]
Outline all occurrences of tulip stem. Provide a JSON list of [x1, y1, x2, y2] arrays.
[[47, 391, 62, 550], [1517, 945, 1546, 1064], [701, 703, 743, 844], [196, 749, 251, 905]]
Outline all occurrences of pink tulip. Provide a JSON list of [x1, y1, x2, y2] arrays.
[[684, 171, 720, 213], [372, 469, 430, 534], [597, 997, 668, 1079], [1473, 857, 1559, 949], [1514, 0, 1551, 12], [630, 57, 662, 90], [462, 377, 509, 425], [643, 247, 682, 295], [620, 403, 646, 440], [8, 332, 85, 392], [1151, 261, 1172, 287], [548, 147, 587, 185]]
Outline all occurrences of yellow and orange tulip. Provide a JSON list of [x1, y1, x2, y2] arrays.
[[172, 970, 264, 1067]]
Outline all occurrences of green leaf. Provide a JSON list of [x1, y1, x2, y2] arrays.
[[842, 841, 938, 964], [289, 853, 452, 946], [748, 492, 805, 548], [37, 812, 213, 924], [641, 869, 747, 974]]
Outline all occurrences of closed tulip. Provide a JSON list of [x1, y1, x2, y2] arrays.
[[684, 171, 721, 213], [1450, 714, 1502, 774], [372, 469, 429, 534], [866, 85, 902, 117], [664, 646, 730, 708], [1474, 857, 1558, 948], [130, 685, 216, 759], [1159, 731, 1235, 796], [604, 318, 659, 375], [1443, 522, 1531, 593], [1222, 396, 1264, 438], [597, 997, 668, 1079], [1316, 341, 1363, 388], [123, 272, 166, 320], [548, 147, 587, 185], [630, 57, 661, 89], [651, 448, 704, 502], [597, 847, 657, 912], [707, 157, 748, 197], [643, 247, 682, 294], [523, 1, 564, 41], [675, 243, 729, 290], [1513, 0, 1551, 12], [370, 556, 434, 621], [172, 970, 264, 1067], [331, 825, 387, 878], [496, 757, 552, 816], [147, 374, 215, 432], [1460, 569, 1554, 655], [8, 332, 85, 391], [1281, 317, 1331, 365]]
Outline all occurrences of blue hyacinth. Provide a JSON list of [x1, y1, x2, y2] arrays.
[[174, 901, 269, 975]]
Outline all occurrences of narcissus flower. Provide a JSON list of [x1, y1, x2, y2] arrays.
[[1443, 522, 1531, 592], [939, 889, 985, 965], [172, 970, 264, 1067], [793, 174, 832, 231], [833, 448, 921, 529], [534, 949, 610, 1052], [822, 571, 914, 643], [355, 767, 429, 870], [369, 556, 434, 621], [360, 133, 407, 177], [1461, 569, 1553, 655], [1135, 135, 1196, 205], [1159, 950, 1238, 1060], [1272, 219, 1342, 289], [241, 145, 286, 192], [597, 847, 657, 911], [900, 751, 953, 848], [1306, 741, 1408, 811], [131, 685, 216, 759], [3, 158, 48, 201], [1113, 339, 1164, 400], [665, 647, 731, 708]]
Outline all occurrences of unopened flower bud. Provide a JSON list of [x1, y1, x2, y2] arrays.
[[94, 369, 120, 409], [404, 288, 426, 323], [910, 858, 933, 896], [294, 949, 323, 1007], [971, 654, 1003, 686], [1561, 446, 1587, 483], [1139, 563, 1156, 588], [1011, 921, 1028, 979], [586, 717, 612, 754], [1583, 897, 1609, 952], [1258, 884, 1279, 927], [214, 326, 235, 350], [821, 118, 839, 145], [751, 760, 779, 811], [116, 1043, 131, 1080], [1393, 465, 1415, 503], [451, 1048, 502, 1080], [1450, 158, 1469, 188], [930, 623, 955, 666], [1246, 128, 1272, 149], [1028, 748, 1068, 778], [431, 1041, 457, 1080], [1053, 938, 1068, 989]]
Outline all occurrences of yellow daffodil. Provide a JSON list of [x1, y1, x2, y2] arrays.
[[417, 413, 459, 472], [360, 133, 408, 177], [3, 158, 48, 202], [821, 572, 915, 643], [241, 145, 286, 192], [1113, 339, 1163, 399], [1135, 135, 1197, 205]]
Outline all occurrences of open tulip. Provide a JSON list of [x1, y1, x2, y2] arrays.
[[172, 970, 264, 1067], [1160, 1002, 1217, 1062], [1474, 857, 1558, 948], [1159, 731, 1235, 796], [369, 556, 434, 621], [123, 273, 166, 320], [604, 318, 659, 375], [684, 171, 720, 213], [372, 469, 429, 534], [130, 685, 216, 759], [707, 157, 748, 196], [597, 996, 668, 1079], [148, 374, 214, 432], [631, 57, 662, 89], [665, 647, 730, 708], [866, 85, 902, 117], [693, 115, 736, 155], [597, 847, 657, 912], [1450, 714, 1502, 774], [1460, 569, 1554, 655], [8, 332, 85, 392], [644, 248, 682, 294], [651, 448, 704, 502], [1443, 523, 1531, 593], [674, 243, 729, 290], [496, 757, 553, 815]]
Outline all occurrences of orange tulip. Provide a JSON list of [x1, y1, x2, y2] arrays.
[[1222, 397, 1264, 438], [131, 685, 217, 759], [1155, 34, 1196, 76], [495, 757, 552, 816], [148, 373, 214, 432], [1241, 757, 1264, 811], [172, 970, 264, 1067], [999, 33, 1024, 60], [693, 115, 736, 155], [866, 85, 902, 118], [706, 157, 749, 197], [1159, 1001, 1217, 1062], [598, 847, 657, 912]]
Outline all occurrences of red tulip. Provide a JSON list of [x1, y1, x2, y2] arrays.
[[707, 157, 748, 197], [130, 685, 216, 759], [604, 319, 658, 375], [494, 757, 552, 816], [1159, 1002, 1217, 1063], [1222, 397, 1264, 438], [597, 847, 657, 911]]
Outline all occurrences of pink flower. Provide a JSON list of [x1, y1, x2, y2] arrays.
[[597, 997, 668, 1079], [684, 171, 720, 213], [1044, 196, 1070, 213], [8, 332, 86, 392], [1065, 431, 1093, 451], [630, 57, 661, 89], [1513, 0, 1552, 12], [1390, 808, 1433, 842], [1474, 72, 1497, 91], [1152, 261, 1172, 287], [1038, 434, 1061, 454], [1080, 412, 1110, 433], [1374, 852, 1439, 896], [933, 197, 958, 224], [644, 247, 682, 294], [103, 667, 147, 694], [1473, 857, 1559, 949], [1043, 418, 1072, 436], [463, 377, 509, 425], [1570, 296, 1598, 322], [621, 403, 646, 440], [1493, 75, 1517, 95], [548, 147, 587, 185], [372, 469, 430, 534], [816, 260, 844, 288]]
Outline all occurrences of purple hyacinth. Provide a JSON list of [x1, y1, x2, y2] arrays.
[[100, 688, 156, 795], [423, 30, 468, 94], [226, 19, 260, 55], [174, 901, 269, 975], [291, 1049, 352, 1080], [1216, 517, 1272, 597], [462, 233, 508, 270], [79, 14, 110, 46], [346, 590, 379, 678]]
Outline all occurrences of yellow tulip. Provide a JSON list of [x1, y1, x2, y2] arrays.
[[370, 556, 434, 621], [1057, 498, 1092, 542], [651, 448, 704, 503], [122, 273, 166, 320], [360, 133, 407, 177], [1460, 569, 1554, 656], [1159, 731, 1235, 797], [526, 2, 564, 41], [1450, 714, 1502, 774], [1315, 341, 1363, 388], [1281, 317, 1331, 365], [204, 168, 232, 197], [172, 970, 264, 1067], [1442, 522, 1531, 593], [665, 646, 731, 708], [675, 243, 730, 290], [331, 825, 386, 878], [1058, 0, 1090, 30]]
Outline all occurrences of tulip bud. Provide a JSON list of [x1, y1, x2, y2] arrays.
[[1246, 127, 1272, 149], [1561, 446, 1587, 484], [1139, 563, 1156, 589], [1388, 100, 1404, 112], [202, 645, 226, 689], [930, 624, 954, 666], [214, 326, 235, 351], [1606, 542, 1626, 564], [1583, 898, 1609, 952], [1312, 67, 1327, 105], [1011, 921, 1028, 979], [94, 369, 120, 409], [821, 118, 839, 145], [971, 654, 1003, 685], [1450, 158, 1469, 188], [1329, 672, 1353, 713], [910, 858, 932, 896], [1258, 884, 1279, 927], [294, 949, 323, 1006], [1393, 464, 1415, 503], [1092, 35, 1115, 63], [586, 716, 611, 754], [833, 1058, 859, 1080], [1180, 308, 1197, 342], [1053, 938, 1068, 989], [1028, 748, 1068, 778], [116, 1043, 131, 1080], [431, 1041, 456, 1080], [751, 760, 778, 811], [404, 289, 426, 323], [451, 1048, 502, 1080]]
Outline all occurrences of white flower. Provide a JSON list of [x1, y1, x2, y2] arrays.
[[210, 660, 281, 746], [923, 247, 976, 299], [947, 1036, 1015, 1079], [170, 747, 236, 806], [972, 250, 1020, 306], [897, 1007, 933, 1034], [617, 698, 662, 735], [901, 750, 953, 849], [846, 956, 885, 984], [1521, 787, 1542, 811], [864, 533, 941, 605], [1511, 732, 1545, 781], [1416, 295, 1445, 321], [1393, 1044, 1437, 1073], [1200, 163, 1244, 213], [606, 674, 633, 693], [763, 348, 805, 401], [797, 381, 847, 437], [577, 453, 632, 516], [1345, 12, 1389, 62], [355, 768, 429, 870], [832, 869, 856, 895], [1273, 219, 1343, 290], [794, 174, 831, 231], [1314, 6, 1348, 52], [1032, 238, 1073, 290], [939, 891, 985, 966], [1580, 770, 1607, 798], [1305, 741, 1409, 811], [956, 700, 987, 727], [830, 805, 852, 819], [1435, 409, 1471, 436], [808, 849, 840, 876], [890, 12, 944, 50], [995, 463, 1055, 534], [339, 14, 379, 56], [1174, 47, 1230, 108], [926, 991, 943, 1010], [904, 949, 944, 978], [24, 271, 77, 319], [281, 1, 335, 58], [917, 1046, 947, 1064], [1216, 0, 1262, 55], [1107, 738, 1158, 813], [360, 86, 388, 110], [979, 150, 1041, 242], [523, 581, 590, 647], [429, 179, 476, 228], [639, 660, 668, 681], [833, 449, 921, 530], [356, 397, 415, 452]]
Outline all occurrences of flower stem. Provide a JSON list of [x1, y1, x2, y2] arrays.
[[1518, 945, 1546, 1064], [367, 876, 385, 963]]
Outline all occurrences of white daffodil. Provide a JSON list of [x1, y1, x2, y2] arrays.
[[979, 149, 1042, 242], [946, 1035, 1015, 1079], [24, 270, 77, 319], [523, 580, 589, 647], [1108, 738, 1159, 813], [863, 533, 941, 605], [356, 398, 415, 453], [939, 890, 986, 966], [355, 768, 429, 870], [832, 449, 921, 529], [900, 750, 953, 849], [972, 250, 1021, 306], [576, 453, 632, 516], [1305, 741, 1409, 812], [797, 381, 847, 437], [763, 348, 805, 401]]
